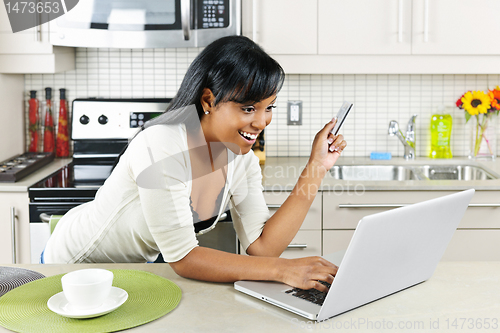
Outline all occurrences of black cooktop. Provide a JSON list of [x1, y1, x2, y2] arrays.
[[29, 163, 106, 200]]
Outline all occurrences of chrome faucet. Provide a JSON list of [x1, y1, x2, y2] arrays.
[[388, 115, 417, 160]]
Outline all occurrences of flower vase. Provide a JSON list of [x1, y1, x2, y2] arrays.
[[468, 113, 497, 160]]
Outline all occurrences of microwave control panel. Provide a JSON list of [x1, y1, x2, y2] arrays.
[[199, 0, 229, 29]]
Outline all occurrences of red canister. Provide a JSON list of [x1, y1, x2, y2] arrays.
[[56, 88, 70, 157]]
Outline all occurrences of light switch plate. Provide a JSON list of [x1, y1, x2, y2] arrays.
[[287, 100, 302, 125]]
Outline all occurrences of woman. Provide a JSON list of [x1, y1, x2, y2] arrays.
[[44, 36, 347, 293]]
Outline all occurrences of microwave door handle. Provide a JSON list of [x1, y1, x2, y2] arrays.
[[181, 0, 191, 40]]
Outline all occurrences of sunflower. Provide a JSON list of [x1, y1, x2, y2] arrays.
[[488, 86, 500, 111], [460, 90, 491, 116]]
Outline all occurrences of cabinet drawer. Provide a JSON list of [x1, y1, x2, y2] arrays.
[[443, 230, 500, 261], [323, 229, 500, 261], [280, 230, 322, 259], [264, 192, 321, 230], [323, 191, 500, 229], [323, 230, 355, 255]]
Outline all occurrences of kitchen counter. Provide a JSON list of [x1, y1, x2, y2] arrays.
[[0, 158, 72, 192], [3, 156, 500, 192], [261, 157, 500, 191], [1, 262, 499, 332]]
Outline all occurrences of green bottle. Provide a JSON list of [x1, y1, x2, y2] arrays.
[[430, 107, 453, 159]]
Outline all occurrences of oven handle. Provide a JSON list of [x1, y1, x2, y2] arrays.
[[40, 213, 51, 223], [72, 153, 119, 159]]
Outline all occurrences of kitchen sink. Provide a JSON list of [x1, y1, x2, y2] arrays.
[[329, 164, 498, 181]]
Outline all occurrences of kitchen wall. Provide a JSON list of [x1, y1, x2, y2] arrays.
[[24, 47, 500, 158]]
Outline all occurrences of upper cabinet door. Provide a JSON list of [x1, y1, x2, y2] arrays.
[[318, 0, 412, 55], [412, 0, 500, 55], [253, 0, 317, 54]]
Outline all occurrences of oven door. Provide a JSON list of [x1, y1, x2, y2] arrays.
[[50, 0, 240, 48], [197, 211, 239, 253], [29, 201, 91, 263]]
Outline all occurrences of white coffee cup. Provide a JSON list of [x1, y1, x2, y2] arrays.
[[61, 269, 114, 310]]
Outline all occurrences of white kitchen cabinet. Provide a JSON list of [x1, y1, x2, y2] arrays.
[[323, 230, 354, 255], [319, 0, 500, 55], [247, 0, 317, 55], [323, 190, 500, 260], [280, 230, 322, 259], [244, 0, 500, 73], [0, 191, 31, 264], [264, 191, 321, 230], [264, 191, 322, 258], [411, 0, 500, 55], [0, 6, 74, 73], [318, 0, 412, 55]]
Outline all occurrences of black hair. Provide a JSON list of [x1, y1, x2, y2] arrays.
[[112, 36, 284, 170], [147, 35, 285, 126]]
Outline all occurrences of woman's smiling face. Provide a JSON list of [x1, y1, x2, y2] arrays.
[[200, 89, 276, 155]]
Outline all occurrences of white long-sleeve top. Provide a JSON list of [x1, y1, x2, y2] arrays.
[[44, 123, 270, 263]]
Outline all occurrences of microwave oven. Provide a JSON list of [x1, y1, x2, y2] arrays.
[[49, 0, 240, 48]]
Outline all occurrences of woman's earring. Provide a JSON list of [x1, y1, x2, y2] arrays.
[[204, 110, 210, 115]]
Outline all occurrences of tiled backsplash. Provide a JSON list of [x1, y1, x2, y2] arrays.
[[25, 47, 500, 158]]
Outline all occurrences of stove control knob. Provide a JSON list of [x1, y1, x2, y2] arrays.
[[98, 115, 108, 125], [79, 115, 90, 125]]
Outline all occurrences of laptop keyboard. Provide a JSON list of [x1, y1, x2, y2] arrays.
[[285, 281, 331, 306]]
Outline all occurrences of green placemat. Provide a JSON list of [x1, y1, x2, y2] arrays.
[[0, 269, 182, 333]]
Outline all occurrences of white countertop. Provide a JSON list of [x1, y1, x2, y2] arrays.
[[2, 156, 500, 193], [1, 262, 499, 332]]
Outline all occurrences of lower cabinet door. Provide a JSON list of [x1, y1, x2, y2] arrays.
[[322, 230, 355, 255], [444, 230, 500, 261], [280, 230, 322, 259], [323, 230, 500, 261]]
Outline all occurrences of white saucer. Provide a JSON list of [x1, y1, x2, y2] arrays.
[[47, 287, 128, 319]]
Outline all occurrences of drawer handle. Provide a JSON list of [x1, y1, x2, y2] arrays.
[[267, 204, 281, 209], [339, 204, 407, 209], [287, 244, 307, 249], [339, 203, 500, 209]]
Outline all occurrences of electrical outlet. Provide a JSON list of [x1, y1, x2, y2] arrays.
[[287, 100, 302, 125]]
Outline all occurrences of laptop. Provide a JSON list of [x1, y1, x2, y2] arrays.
[[234, 189, 474, 321]]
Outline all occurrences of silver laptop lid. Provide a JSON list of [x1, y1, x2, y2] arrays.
[[317, 189, 474, 321]]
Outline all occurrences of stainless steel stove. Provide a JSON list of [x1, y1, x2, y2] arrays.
[[28, 98, 171, 263], [28, 98, 238, 263]]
